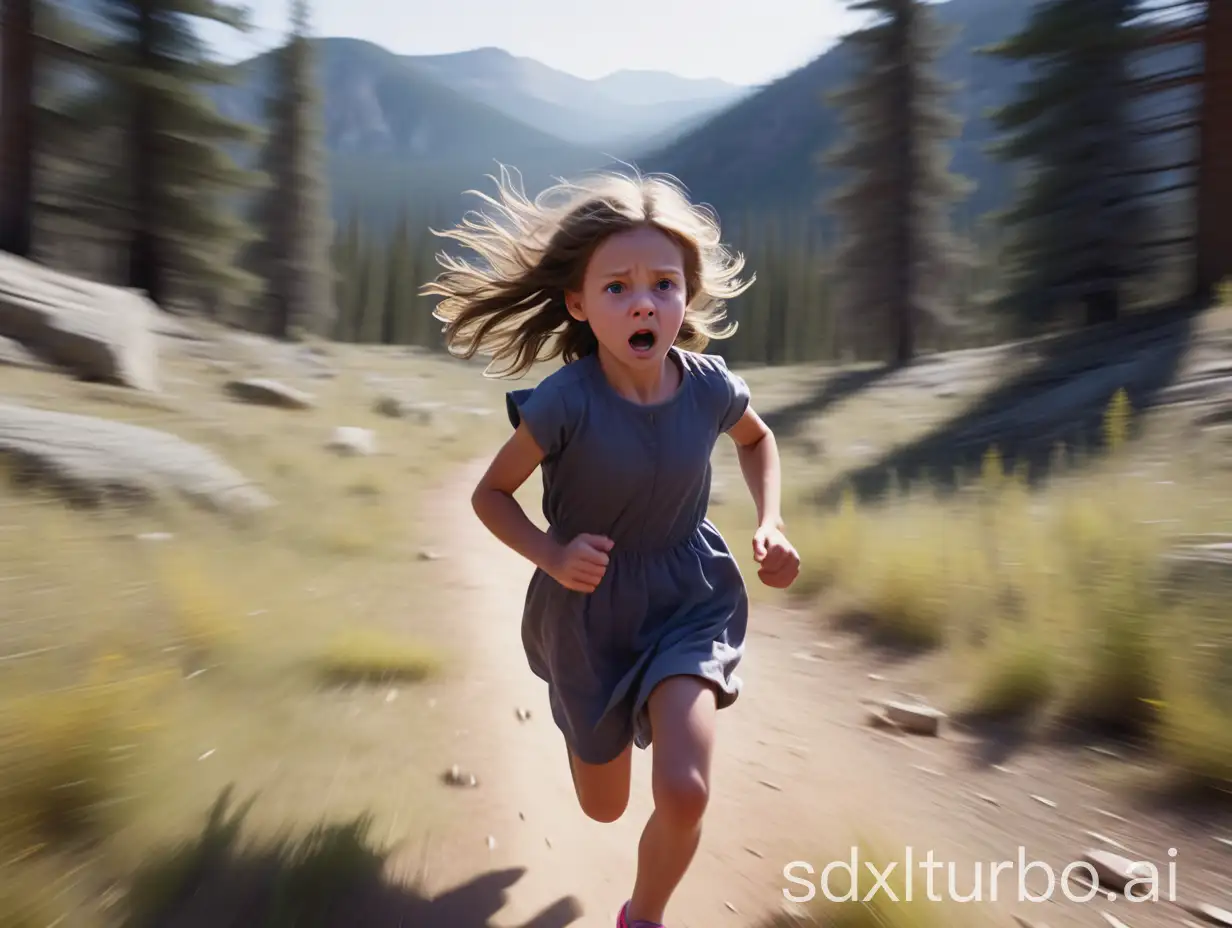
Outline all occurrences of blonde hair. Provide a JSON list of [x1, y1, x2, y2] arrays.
[[422, 165, 753, 378]]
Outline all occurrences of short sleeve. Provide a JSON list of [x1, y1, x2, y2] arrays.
[[506, 384, 571, 458], [714, 356, 751, 433]]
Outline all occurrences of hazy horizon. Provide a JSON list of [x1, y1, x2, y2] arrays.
[[199, 0, 876, 86]]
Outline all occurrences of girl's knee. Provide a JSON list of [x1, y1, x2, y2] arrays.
[[654, 766, 709, 827]]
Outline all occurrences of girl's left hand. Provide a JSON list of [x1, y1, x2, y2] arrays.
[[752, 525, 800, 589]]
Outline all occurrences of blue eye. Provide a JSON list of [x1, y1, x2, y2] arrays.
[[606, 282, 623, 294], [657, 279, 673, 290]]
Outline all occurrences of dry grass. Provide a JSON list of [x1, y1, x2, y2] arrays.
[[121, 787, 409, 928], [0, 333, 516, 924], [315, 630, 443, 686], [782, 390, 1232, 787]]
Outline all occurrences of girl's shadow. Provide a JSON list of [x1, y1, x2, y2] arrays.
[[122, 786, 584, 927]]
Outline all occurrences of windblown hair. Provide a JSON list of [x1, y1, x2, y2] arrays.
[[422, 166, 754, 378]]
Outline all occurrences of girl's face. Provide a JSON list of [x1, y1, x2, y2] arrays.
[[566, 225, 688, 367]]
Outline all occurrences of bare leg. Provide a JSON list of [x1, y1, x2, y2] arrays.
[[625, 675, 717, 925], [568, 739, 633, 823]]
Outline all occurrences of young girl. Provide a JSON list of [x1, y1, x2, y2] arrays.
[[424, 167, 800, 928]]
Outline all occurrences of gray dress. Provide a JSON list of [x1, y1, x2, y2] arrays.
[[505, 345, 751, 766]]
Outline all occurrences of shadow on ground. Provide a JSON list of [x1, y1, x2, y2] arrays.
[[760, 364, 898, 441], [121, 787, 583, 928], [812, 304, 1203, 508]]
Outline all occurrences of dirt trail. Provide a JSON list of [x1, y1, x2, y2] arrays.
[[417, 458, 1231, 928]]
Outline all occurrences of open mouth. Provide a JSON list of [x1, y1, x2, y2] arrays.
[[628, 329, 656, 353]]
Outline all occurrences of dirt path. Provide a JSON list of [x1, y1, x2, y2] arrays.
[[415, 458, 1232, 928]]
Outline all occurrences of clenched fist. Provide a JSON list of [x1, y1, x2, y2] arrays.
[[547, 533, 614, 593], [752, 524, 800, 589]]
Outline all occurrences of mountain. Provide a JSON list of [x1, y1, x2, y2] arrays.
[[400, 47, 749, 149], [588, 69, 745, 106], [48, 0, 1197, 236], [636, 0, 1034, 227], [209, 39, 612, 224]]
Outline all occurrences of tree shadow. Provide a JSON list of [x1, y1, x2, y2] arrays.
[[812, 304, 1204, 508], [759, 363, 898, 442], [120, 786, 583, 928]]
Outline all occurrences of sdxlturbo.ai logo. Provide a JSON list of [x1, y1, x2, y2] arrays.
[[783, 847, 1178, 905]]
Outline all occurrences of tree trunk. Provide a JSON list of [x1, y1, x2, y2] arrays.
[[1196, 0, 1232, 301], [126, 0, 166, 305], [890, 3, 916, 366], [0, 0, 36, 257], [1084, 288, 1119, 326]]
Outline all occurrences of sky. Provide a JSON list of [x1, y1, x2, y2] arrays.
[[202, 0, 870, 86]]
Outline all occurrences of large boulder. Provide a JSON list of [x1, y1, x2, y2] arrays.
[[0, 403, 271, 514], [0, 252, 159, 391]]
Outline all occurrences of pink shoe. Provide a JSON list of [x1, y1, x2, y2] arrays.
[[617, 900, 665, 928]]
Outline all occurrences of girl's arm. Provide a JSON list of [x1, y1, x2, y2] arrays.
[[471, 424, 564, 573], [727, 407, 785, 532]]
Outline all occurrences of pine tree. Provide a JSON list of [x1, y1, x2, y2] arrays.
[[241, 0, 336, 338], [1194, 0, 1231, 300], [823, 0, 971, 366], [0, 0, 37, 257], [85, 0, 262, 309], [986, 0, 1157, 330]]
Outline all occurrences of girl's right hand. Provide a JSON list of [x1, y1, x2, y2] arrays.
[[547, 533, 614, 593]]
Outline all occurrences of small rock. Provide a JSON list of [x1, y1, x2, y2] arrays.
[[883, 700, 945, 736], [744, 846, 764, 859], [486, 835, 496, 850], [374, 395, 439, 424], [417, 550, 441, 562], [385, 690, 398, 703], [724, 901, 738, 914], [137, 532, 174, 542], [758, 779, 783, 792], [442, 764, 478, 788], [976, 793, 999, 806], [1030, 794, 1057, 808], [327, 426, 376, 456], [224, 377, 314, 410], [515, 707, 531, 722], [1081, 849, 1156, 900], [545, 837, 552, 848]]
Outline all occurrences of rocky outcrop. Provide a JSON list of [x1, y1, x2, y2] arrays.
[[0, 252, 159, 391], [0, 402, 271, 514]]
